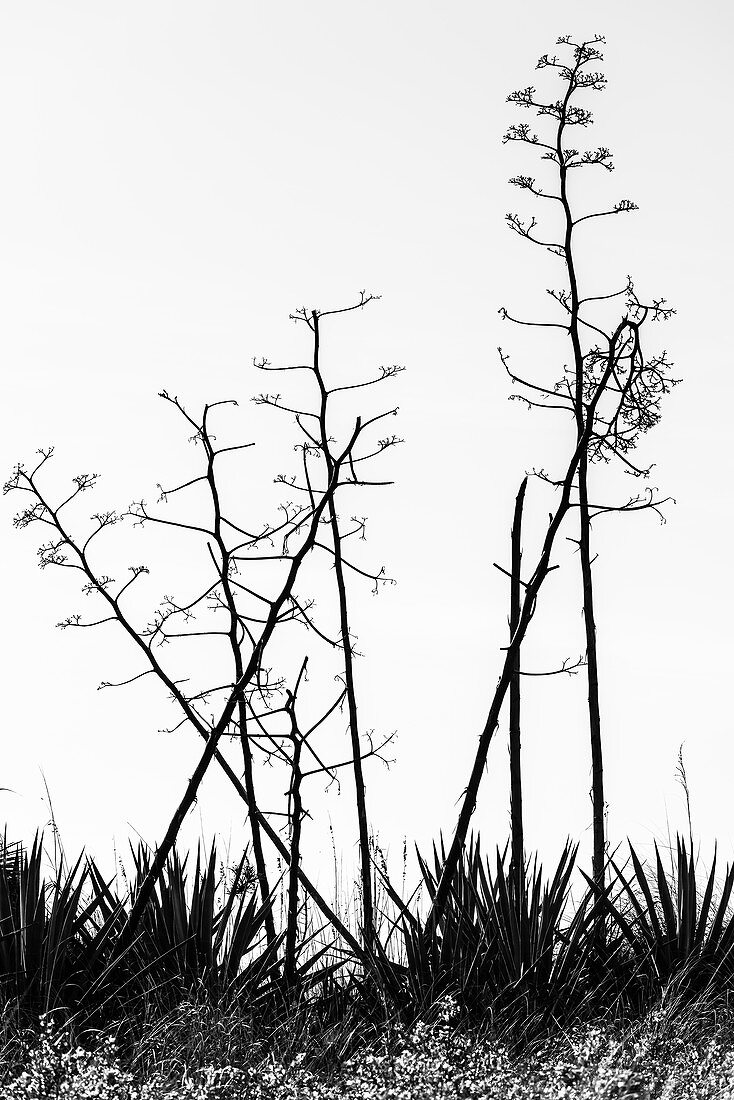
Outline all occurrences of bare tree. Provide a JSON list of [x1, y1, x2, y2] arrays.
[[253, 295, 403, 952], [499, 35, 678, 889], [4, 295, 401, 962], [428, 290, 674, 930]]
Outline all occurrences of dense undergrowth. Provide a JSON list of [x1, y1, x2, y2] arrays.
[[5, 998, 734, 1098], [3, 831, 734, 1096]]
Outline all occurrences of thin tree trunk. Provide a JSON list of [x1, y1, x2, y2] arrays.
[[578, 452, 605, 889], [554, 70, 607, 897], [284, 707, 304, 986], [327, 505, 374, 951], [509, 477, 527, 902], [239, 700, 277, 948], [312, 310, 375, 952], [205, 409, 277, 952]]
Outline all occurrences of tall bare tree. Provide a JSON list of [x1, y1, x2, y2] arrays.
[[427, 35, 677, 926], [500, 35, 678, 889], [5, 295, 401, 960], [254, 295, 403, 951]]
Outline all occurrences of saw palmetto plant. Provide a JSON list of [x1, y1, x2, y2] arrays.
[[586, 838, 734, 1005], [374, 838, 600, 1032]]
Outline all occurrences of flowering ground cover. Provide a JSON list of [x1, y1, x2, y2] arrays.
[[4, 1002, 734, 1100]]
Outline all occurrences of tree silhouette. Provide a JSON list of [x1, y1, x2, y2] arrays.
[[5, 295, 401, 961], [500, 34, 678, 889], [428, 37, 676, 929], [253, 294, 403, 951]]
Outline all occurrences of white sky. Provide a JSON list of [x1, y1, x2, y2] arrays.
[[1, 1, 732, 897]]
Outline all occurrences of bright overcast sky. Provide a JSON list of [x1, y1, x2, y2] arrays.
[[1, 1, 732, 891]]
